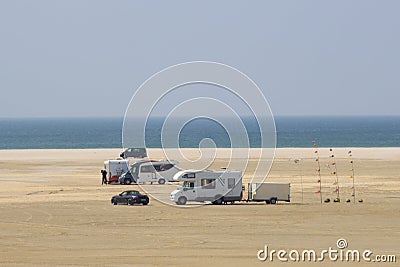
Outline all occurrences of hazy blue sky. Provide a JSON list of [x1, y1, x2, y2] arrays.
[[0, 0, 399, 117]]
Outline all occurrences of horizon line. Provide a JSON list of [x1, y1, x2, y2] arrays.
[[0, 114, 400, 119]]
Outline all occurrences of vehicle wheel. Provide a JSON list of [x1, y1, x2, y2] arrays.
[[143, 199, 149, 205], [158, 178, 166, 185], [212, 196, 223, 205], [128, 199, 134, 205], [112, 199, 117, 205], [124, 178, 132, 185], [177, 196, 187, 205], [270, 198, 277, 205]]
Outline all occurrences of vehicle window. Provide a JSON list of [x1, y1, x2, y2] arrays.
[[183, 181, 194, 188], [201, 179, 216, 189], [228, 178, 235, 189], [121, 191, 129, 196], [131, 191, 139, 195], [141, 165, 155, 173], [130, 166, 137, 173], [183, 173, 195, 179], [153, 164, 161, 171], [158, 164, 173, 171]]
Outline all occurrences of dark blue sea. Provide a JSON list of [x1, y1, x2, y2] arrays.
[[0, 116, 399, 149]]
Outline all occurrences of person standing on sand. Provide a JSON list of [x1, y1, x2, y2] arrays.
[[101, 169, 108, 185]]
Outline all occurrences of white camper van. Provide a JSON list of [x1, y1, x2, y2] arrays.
[[119, 160, 180, 185], [104, 159, 129, 184], [170, 170, 243, 205]]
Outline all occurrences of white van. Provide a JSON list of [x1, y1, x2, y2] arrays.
[[104, 159, 129, 184], [170, 170, 243, 205], [119, 160, 180, 185]]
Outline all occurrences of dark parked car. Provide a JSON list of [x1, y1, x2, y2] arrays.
[[111, 190, 149, 205], [119, 170, 136, 185], [120, 148, 147, 159]]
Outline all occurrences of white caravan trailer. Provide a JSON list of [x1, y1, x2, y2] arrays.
[[104, 159, 129, 184], [170, 170, 243, 205], [248, 182, 290, 204], [119, 160, 180, 185]]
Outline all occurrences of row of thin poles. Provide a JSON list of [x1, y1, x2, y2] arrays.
[[291, 141, 357, 203]]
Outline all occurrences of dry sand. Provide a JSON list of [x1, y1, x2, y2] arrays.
[[0, 148, 399, 266]]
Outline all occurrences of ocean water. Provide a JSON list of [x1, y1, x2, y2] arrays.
[[0, 116, 399, 149]]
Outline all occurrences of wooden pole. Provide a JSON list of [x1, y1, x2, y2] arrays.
[[294, 159, 303, 204], [312, 140, 322, 204], [349, 151, 356, 203], [330, 148, 340, 201]]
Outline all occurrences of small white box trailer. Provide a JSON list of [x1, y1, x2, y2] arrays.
[[248, 182, 290, 204], [170, 170, 243, 205]]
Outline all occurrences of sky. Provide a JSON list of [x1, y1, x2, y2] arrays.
[[0, 0, 399, 118]]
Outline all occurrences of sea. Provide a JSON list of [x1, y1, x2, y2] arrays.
[[0, 116, 399, 149]]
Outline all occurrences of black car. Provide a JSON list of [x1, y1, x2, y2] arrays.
[[120, 148, 147, 159], [111, 190, 149, 205]]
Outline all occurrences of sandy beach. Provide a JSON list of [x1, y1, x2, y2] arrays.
[[0, 148, 399, 266]]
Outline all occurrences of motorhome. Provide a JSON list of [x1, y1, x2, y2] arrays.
[[104, 159, 129, 184], [119, 160, 180, 185], [170, 170, 243, 205]]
